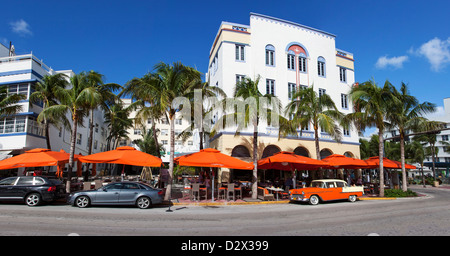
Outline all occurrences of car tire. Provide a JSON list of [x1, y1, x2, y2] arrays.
[[348, 195, 357, 203], [25, 193, 41, 207], [75, 195, 90, 208], [309, 195, 320, 205], [136, 196, 152, 209]]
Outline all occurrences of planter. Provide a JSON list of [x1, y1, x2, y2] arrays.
[[433, 181, 440, 187]]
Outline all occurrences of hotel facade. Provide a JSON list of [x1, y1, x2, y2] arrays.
[[0, 43, 107, 175], [206, 13, 360, 175]]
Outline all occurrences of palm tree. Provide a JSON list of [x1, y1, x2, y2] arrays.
[[0, 84, 26, 118], [407, 140, 426, 187], [214, 75, 281, 199], [41, 72, 102, 192], [151, 62, 201, 201], [285, 85, 343, 160], [120, 73, 165, 158], [30, 73, 70, 150], [180, 81, 227, 150], [104, 100, 133, 151], [387, 82, 436, 191], [347, 79, 396, 197]]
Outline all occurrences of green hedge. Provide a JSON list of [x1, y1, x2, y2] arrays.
[[384, 189, 417, 197]]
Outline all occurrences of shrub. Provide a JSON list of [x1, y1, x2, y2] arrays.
[[384, 189, 417, 197]]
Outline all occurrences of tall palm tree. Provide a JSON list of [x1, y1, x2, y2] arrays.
[[120, 73, 165, 158], [151, 62, 201, 201], [180, 81, 227, 150], [285, 85, 343, 160], [214, 75, 281, 199], [41, 72, 102, 192], [387, 82, 436, 191], [30, 73, 70, 150], [347, 79, 396, 197], [104, 100, 133, 151], [0, 84, 26, 118], [407, 140, 426, 187]]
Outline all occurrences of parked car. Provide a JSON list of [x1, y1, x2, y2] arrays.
[[289, 179, 364, 205], [0, 176, 65, 206], [67, 181, 163, 209]]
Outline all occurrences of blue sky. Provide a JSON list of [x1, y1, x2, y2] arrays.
[[1, 0, 449, 114]]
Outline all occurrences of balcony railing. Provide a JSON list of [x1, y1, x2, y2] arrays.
[[0, 53, 52, 73]]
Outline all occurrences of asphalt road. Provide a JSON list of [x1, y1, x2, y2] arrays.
[[0, 185, 449, 236]]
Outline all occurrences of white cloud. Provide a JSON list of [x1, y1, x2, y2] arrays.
[[375, 55, 408, 69], [410, 37, 450, 72], [9, 19, 32, 36]]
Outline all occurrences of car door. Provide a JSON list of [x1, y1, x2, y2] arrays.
[[322, 182, 337, 201], [13, 176, 34, 198], [0, 177, 18, 199], [335, 181, 347, 199], [118, 183, 142, 204], [94, 183, 123, 204]]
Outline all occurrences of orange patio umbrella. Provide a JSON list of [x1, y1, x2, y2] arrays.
[[257, 151, 329, 171], [174, 148, 253, 202], [364, 156, 416, 169], [174, 148, 253, 170], [0, 148, 81, 177], [78, 146, 162, 167], [321, 154, 369, 169]]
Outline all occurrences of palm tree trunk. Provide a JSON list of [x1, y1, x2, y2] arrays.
[[67, 114, 78, 193], [378, 129, 385, 197], [85, 110, 94, 181], [431, 143, 436, 180], [151, 117, 161, 158], [44, 120, 51, 150], [252, 123, 258, 199], [400, 133, 408, 192], [164, 114, 175, 201], [314, 125, 322, 179]]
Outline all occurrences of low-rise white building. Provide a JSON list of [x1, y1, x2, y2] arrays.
[[0, 43, 107, 175]]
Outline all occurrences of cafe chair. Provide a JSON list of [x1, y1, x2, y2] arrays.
[[191, 183, 201, 200], [227, 183, 236, 201], [280, 186, 290, 199], [83, 182, 91, 190], [235, 184, 242, 200], [218, 186, 227, 200]]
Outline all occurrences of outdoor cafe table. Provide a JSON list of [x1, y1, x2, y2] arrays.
[[266, 187, 284, 200]]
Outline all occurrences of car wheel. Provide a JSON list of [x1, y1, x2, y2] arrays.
[[348, 195, 357, 203], [309, 195, 320, 205], [136, 196, 151, 209], [75, 196, 90, 208], [25, 193, 41, 207]]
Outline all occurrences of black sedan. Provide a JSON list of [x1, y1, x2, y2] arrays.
[[0, 176, 65, 206], [67, 181, 163, 209]]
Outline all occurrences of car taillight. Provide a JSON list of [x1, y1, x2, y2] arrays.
[[48, 186, 56, 192], [158, 190, 163, 195]]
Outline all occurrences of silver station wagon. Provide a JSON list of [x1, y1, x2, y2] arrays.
[[67, 181, 163, 209]]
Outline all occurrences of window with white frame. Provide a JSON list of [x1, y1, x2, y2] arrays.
[[298, 54, 307, 72], [288, 83, 296, 100], [341, 94, 348, 109], [265, 45, 275, 66], [266, 79, 275, 96], [76, 133, 82, 145], [236, 74, 245, 84], [319, 88, 326, 97], [339, 67, 347, 82], [235, 44, 245, 61], [318, 57, 326, 77], [343, 127, 350, 136], [287, 53, 295, 70], [175, 119, 182, 125], [442, 135, 449, 141]]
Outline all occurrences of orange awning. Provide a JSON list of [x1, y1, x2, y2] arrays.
[[364, 156, 416, 169], [257, 151, 329, 170], [0, 148, 81, 170], [78, 146, 162, 167], [321, 154, 369, 169], [174, 148, 253, 170]]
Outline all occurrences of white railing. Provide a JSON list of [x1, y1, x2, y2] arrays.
[[0, 53, 53, 73]]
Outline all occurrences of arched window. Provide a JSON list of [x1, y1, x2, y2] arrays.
[[265, 44, 275, 66], [231, 145, 251, 158], [320, 148, 333, 159], [294, 146, 310, 157], [318, 56, 326, 77], [262, 145, 281, 159]]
